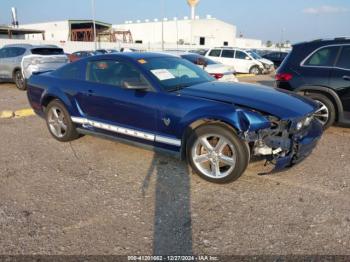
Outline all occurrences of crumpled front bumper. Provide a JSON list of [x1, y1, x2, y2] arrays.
[[274, 119, 323, 170]]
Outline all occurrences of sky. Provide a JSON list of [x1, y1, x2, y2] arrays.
[[0, 0, 349, 44]]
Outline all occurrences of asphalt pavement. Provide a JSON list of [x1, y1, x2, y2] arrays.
[[1, 76, 350, 256]]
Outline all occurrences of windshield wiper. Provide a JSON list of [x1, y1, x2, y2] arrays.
[[167, 84, 190, 92]]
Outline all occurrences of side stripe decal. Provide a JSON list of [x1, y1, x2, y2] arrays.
[[71, 117, 181, 147]]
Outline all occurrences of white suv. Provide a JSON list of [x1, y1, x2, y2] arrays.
[[205, 47, 274, 75]]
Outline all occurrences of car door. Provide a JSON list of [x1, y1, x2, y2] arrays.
[[299, 45, 340, 88], [220, 49, 236, 69], [234, 50, 253, 73], [0, 47, 25, 79], [76, 58, 158, 135], [0, 48, 11, 79], [206, 49, 222, 64], [330, 45, 350, 118]]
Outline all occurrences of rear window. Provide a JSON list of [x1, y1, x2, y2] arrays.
[[31, 48, 64, 55], [304, 46, 339, 67]]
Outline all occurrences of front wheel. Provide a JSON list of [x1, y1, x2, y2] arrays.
[[306, 93, 336, 129], [249, 65, 261, 75], [45, 100, 80, 142], [186, 124, 250, 183]]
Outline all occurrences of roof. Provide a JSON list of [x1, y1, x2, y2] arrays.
[[89, 52, 175, 60], [0, 26, 44, 35], [68, 20, 111, 27], [293, 37, 350, 47], [3, 44, 60, 49]]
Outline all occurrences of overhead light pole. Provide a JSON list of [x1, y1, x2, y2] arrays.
[[161, 0, 165, 51], [91, 0, 97, 50]]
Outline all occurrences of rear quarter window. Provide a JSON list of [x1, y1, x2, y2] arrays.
[[303, 46, 339, 67], [208, 49, 221, 57], [31, 48, 64, 55], [53, 62, 83, 80], [336, 46, 350, 70]]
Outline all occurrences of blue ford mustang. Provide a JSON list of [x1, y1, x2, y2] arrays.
[[27, 52, 323, 183]]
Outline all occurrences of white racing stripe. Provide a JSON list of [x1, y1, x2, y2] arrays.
[[71, 117, 181, 146]]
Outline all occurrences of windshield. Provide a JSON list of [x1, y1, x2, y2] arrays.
[[247, 51, 262, 60], [141, 57, 215, 92]]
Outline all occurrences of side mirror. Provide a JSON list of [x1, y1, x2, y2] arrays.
[[245, 56, 251, 60], [123, 80, 149, 91]]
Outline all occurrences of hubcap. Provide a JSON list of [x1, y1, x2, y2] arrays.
[[48, 107, 67, 138], [314, 100, 329, 126], [15, 71, 24, 88], [251, 67, 259, 75], [191, 134, 237, 179]]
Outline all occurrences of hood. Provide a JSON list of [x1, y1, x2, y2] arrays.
[[179, 82, 317, 119], [258, 58, 274, 65]]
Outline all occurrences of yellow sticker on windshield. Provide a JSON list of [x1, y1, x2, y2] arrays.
[[138, 59, 147, 64]]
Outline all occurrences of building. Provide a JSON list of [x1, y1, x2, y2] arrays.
[[114, 16, 237, 48], [20, 20, 111, 42], [0, 25, 44, 40]]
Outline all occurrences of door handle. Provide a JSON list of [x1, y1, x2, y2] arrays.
[[343, 76, 350, 81], [87, 89, 94, 96]]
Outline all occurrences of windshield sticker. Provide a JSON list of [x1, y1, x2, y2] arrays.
[[138, 59, 147, 64], [150, 69, 175, 81]]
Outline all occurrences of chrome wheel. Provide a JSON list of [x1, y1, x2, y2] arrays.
[[314, 100, 329, 126], [191, 134, 237, 179], [47, 107, 68, 138]]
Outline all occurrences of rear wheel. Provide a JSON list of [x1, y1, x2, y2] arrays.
[[186, 124, 250, 183], [306, 93, 336, 129], [45, 100, 79, 142], [13, 69, 26, 90]]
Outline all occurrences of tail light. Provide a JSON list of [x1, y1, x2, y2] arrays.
[[210, 73, 224, 79], [275, 72, 293, 81]]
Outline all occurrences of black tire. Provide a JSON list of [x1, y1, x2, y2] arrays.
[[13, 69, 26, 90], [249, 65, 261, 75], [45, 99, 80, 142], [306, 93, 336, 129], [186, 124, 250, 184]]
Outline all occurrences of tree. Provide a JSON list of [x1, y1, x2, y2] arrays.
[[266, 40, 273, 47]]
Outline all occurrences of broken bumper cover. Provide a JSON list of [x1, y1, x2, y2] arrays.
[[274, 120, 323, 170]]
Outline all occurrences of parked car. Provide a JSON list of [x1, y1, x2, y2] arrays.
[[168, 52, 238, 82], [69, 51, 101, 62], [27, 53, 322, 183], [205, 47, 274, 75], [188, 49, 209, 56], [276, 38, 350, 128], [0, 44, 68, 90], [263, 51, 289, 68]]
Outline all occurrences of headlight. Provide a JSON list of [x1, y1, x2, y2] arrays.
[[295, 116, 313, 131], [296, 121, 303, 131]]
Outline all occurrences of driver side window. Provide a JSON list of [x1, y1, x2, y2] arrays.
[[86, 59, 151, 89]]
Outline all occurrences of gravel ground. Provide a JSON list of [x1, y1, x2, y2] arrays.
[[0, 80, 350, 256]]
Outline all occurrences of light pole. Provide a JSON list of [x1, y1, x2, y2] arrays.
[[161, 0, 165, 51], [280, 28, 285, 51], [91, 0, 97, 50]]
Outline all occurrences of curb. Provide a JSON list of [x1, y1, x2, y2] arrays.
[[0, 108, 35, 119], [236, 74, 256, 78]]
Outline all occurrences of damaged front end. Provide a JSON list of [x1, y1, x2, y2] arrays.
[[239, 110, 323, 173]]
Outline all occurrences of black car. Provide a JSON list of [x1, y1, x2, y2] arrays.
[[263, 51, 289, 68], [276, 38, 350, 128]]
